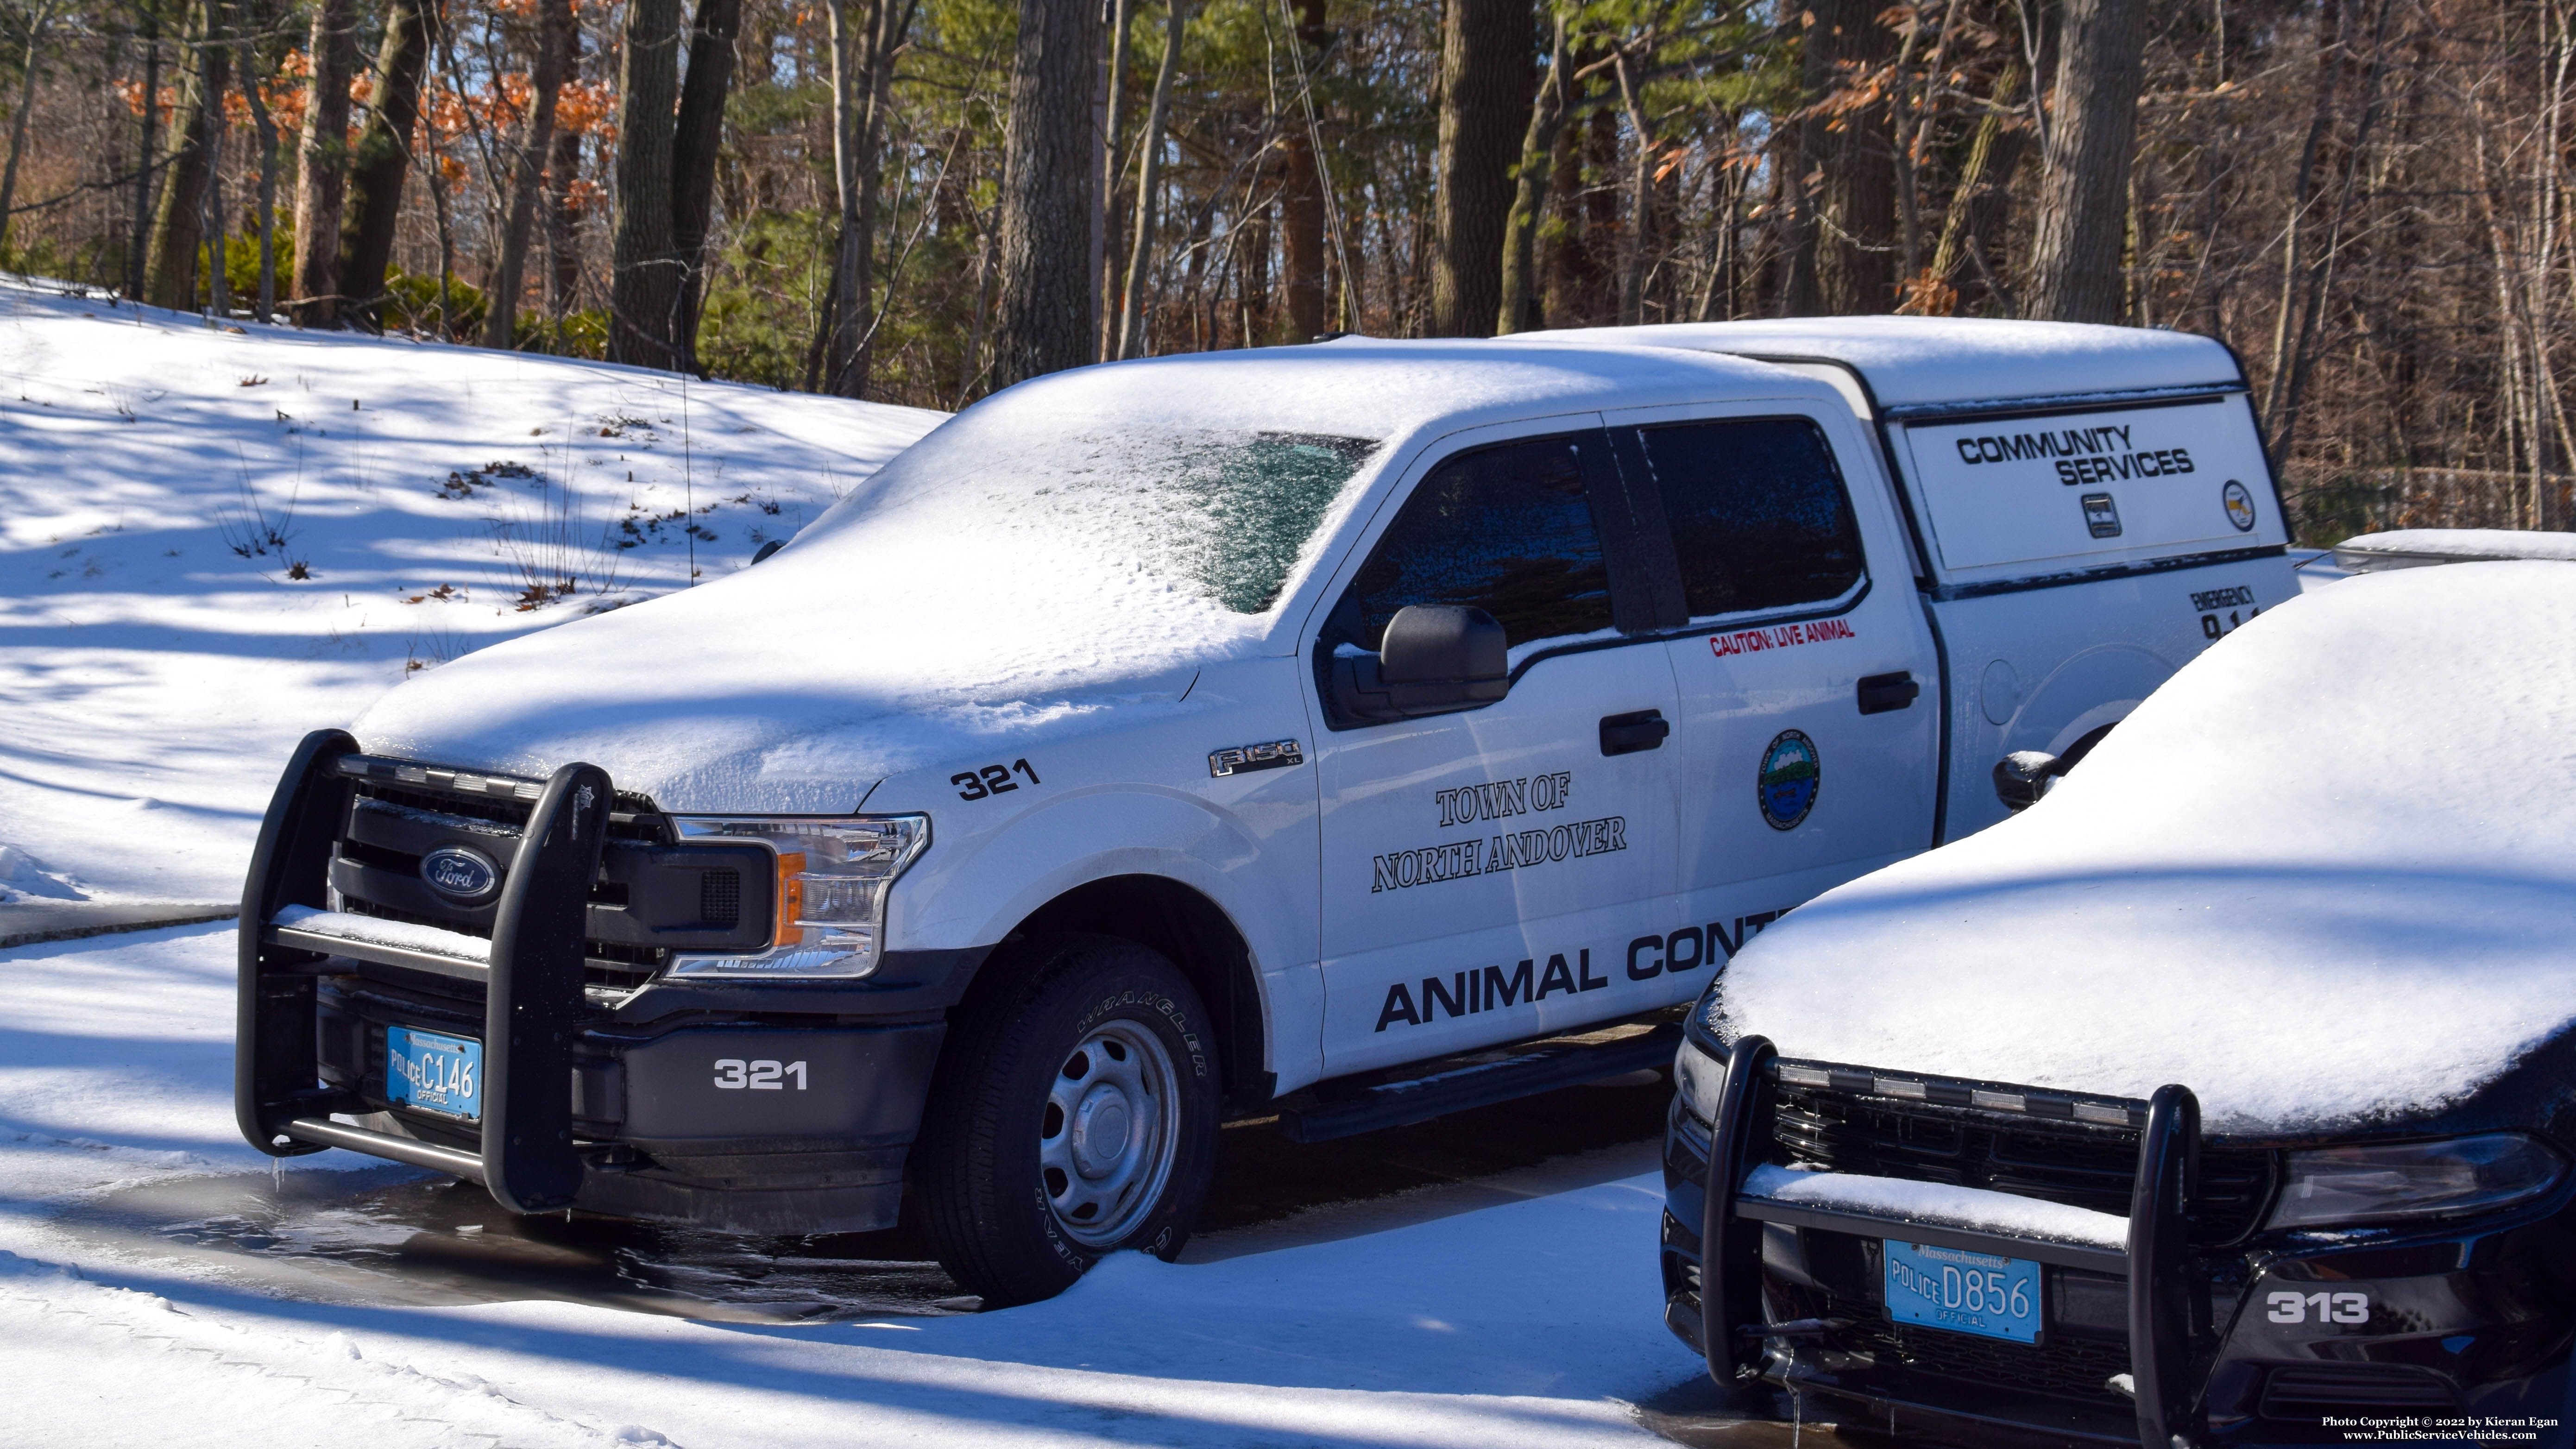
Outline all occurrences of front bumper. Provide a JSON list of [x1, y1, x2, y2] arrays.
[[237, 730, 976, 1235], [1663, 1035, 2576, 1449]]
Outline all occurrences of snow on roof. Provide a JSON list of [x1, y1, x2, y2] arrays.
[[357, 341, 1836, 806], [1505, 317, 2244, 410], [1709, 561, 2576, 1136], [2335, 528, 2576, 569]]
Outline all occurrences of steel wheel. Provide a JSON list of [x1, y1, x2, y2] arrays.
[[1037, 1019, 1181, 1247]]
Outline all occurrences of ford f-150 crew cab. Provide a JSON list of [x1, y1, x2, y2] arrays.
[[237, 318, 2296, 1305]]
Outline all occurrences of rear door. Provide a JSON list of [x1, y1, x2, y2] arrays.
[[1604, 404, 1942, 968], [1305, 421, 1683, 1075]]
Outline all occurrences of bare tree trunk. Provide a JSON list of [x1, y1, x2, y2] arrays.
[[1804, 0, 1899, 314], [668, 0, 741, 371], [842, 0, 913, 393], [127, 0, 160, 300], [1278, 0, 1328, 341], [144, 0, 227, 309], [287, 0, 353, 325], [1495, 11, 1571, 334], [337, 0, 434, 332], [2027, 0, 2146, 322], [1096, 0, 1131, 361], [609, 0, 684, 366], [0, 0, 59, 258], [1115, 0, 1183, 359], [990, 0, 1102, 385], [1428, 0, 1528, 336], [1612, 44, 1652, 325], [483, 0, 572, 348], [543, 122, 582, 328], [1930, 58, 2024, 313], [235, 7, 282, 321]]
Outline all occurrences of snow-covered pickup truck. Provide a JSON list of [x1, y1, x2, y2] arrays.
[[237, 319, 2294, 1305]]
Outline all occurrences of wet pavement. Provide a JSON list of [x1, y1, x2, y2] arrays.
[[51, 1076, 1679, 1324], [44, 1075, 1935, 1444]]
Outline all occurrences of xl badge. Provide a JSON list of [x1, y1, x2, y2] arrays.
[[420, 844, 501, 903], [2222, 479, 2257, 531], [1209, 739, 1304, 777], [1757, 731, 1820, 831]]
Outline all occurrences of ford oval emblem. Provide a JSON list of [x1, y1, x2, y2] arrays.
[[420, 844, 501, 903]]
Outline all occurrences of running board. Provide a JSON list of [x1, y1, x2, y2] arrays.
[[1276, 1023, 1679, 1143]]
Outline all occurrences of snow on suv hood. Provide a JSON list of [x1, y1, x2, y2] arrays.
[[1712, 561, 2576, 1134]]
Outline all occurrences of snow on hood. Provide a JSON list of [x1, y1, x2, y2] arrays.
[[1712, 561, 2576, 1135], [357, 342, 1790, 807]]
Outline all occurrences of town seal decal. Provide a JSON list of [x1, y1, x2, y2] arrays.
[[1757, 730, 1820, 831]]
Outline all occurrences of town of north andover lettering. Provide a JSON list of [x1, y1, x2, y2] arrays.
[[1373, 770, 1625, 892], [1950, 422, 2198, 487]]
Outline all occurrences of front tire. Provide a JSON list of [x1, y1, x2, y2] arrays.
[[913, 933, 1222, 1306]]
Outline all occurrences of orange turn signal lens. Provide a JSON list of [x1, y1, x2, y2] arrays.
[[774, 850, 806, 945]]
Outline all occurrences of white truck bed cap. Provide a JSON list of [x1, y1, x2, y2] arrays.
[[1507, 317, 2246, 412]]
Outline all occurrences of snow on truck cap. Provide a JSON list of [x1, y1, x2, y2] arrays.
[[356, 342, 1827, 810], [1707, 561, 2576, 1136], [1506, 316, 2245, 411]]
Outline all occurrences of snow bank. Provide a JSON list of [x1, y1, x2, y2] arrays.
[[1711, 561, 2576, 1134], [1741, 1164, 2129, 1250], [354, 340, 1817, 808], [2334, 528, 2576, 570], [0, 278, 942, 897]]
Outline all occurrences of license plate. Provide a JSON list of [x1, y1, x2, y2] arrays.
[[387, 1026, 483, 1122], [1883, 1240, 2043, 1343]]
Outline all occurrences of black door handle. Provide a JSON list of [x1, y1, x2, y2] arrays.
[[1857, 672, 1921, 716], [1600, 709, 1671, 756]]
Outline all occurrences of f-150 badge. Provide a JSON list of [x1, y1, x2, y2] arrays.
[[1209, 739, 1303, 777], [1757, 731, 1820, 831]]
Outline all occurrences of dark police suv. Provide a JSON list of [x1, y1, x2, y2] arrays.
[[1664, 560, 2576, 1449]]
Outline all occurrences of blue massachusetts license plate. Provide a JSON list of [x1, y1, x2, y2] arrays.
[[387, 1026, 482, 1121], [1883, 1240, 2043, 1342]]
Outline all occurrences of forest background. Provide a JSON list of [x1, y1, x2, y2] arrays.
[[0, 0, 2565, 542]]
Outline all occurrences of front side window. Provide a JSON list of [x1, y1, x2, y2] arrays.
[[1633, 418, 1865, 618], [1331, 433, 1616, 651]]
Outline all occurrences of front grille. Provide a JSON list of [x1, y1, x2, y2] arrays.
[[2262, 1365, 2458, 1417], [1773, 1075, 2276, 1244], [1853, 1319, 2131, 1406], [330, 755, 676, 991]]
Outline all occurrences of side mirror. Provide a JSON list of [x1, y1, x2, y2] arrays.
[[1331, 605, 1510, 724], [1992, 750, 2066, 813]]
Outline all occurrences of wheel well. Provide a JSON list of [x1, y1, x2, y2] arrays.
[[974, 876, 1272, 1112]]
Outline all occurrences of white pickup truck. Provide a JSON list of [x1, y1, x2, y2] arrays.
[[236, 318, 2295, 1304]]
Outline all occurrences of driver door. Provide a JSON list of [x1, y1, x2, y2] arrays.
[[1304, 421, 1683, 1076]]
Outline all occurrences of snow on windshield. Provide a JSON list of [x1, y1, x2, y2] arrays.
[[805, 422, 1375, 615], [1710, 561, 2576, 1134]]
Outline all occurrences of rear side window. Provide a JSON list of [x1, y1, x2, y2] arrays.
[[1337, 433, 1614, 650], [1632, 418, 1864, 617]]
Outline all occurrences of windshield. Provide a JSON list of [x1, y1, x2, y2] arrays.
[[804, 409, 1378, 617]]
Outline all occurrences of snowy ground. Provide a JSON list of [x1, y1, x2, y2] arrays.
[[0, 277, 942, 903], [0, 283, 1711, 1446], [0, 923, 1700, 1448]]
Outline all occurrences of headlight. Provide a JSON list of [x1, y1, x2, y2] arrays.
[[2266, 1133, 2564, 1230], [1675, 1038, 1727, 1124], [663, 814, 929, 981]]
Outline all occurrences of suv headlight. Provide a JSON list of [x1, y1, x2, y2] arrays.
[[2266, 1133, 2564, 1230], [663, 814, 929, 981]]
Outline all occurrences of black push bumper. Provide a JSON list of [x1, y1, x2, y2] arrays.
[[1668, 1034, 2576, 1449], [237, 730, 958, 1234]]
